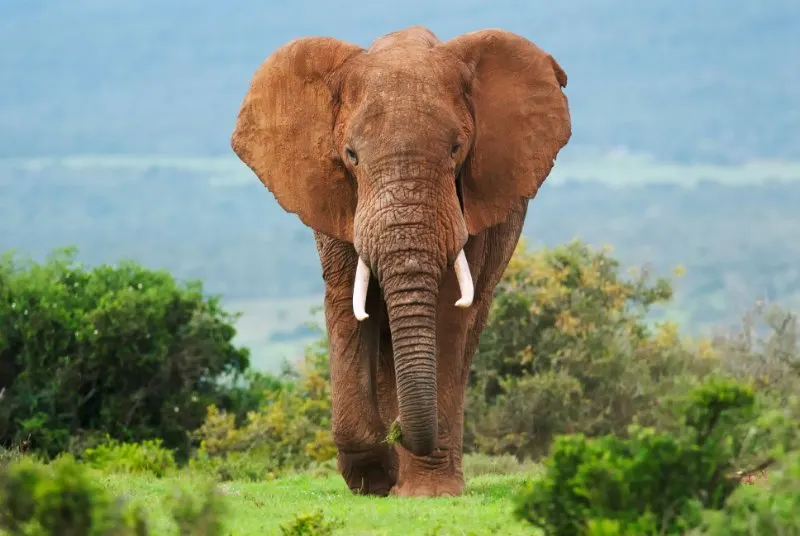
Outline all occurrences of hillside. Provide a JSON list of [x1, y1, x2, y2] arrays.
[[3, 157, 799, 367], [1, 0, 798, 163]]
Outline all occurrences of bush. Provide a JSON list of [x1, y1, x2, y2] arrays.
[[0, 454, 228, 535], [279, 509, 342, 536], [83, 437, 177, 477], [167, 482, 227, 536], [0, 247, 250, 459], [694, 451, 800, 535], [0, 454, 149, 535], [191, 337, 336, 475], [189, 447, 278, 483], [514, 378, 800, 535], [712, 301, 800, 407], [467, 239, 716, 459]]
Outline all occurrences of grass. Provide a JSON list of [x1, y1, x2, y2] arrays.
[[98, 471, 538, 535]]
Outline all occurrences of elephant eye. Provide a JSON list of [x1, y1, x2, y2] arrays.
[[345, 147, 359, 165], [450, 143, 460, 158]]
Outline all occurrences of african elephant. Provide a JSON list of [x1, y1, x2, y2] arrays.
[[231, 26, 571, 497]]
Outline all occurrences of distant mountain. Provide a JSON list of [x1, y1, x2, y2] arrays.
[[1, 0, 798, 163], [2, 158, 799, 334]]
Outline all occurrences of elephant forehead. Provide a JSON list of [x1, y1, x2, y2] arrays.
[[360, 61, 443, 96]]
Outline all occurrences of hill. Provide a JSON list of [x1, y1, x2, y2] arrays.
[[3, 155, 799, 370], [0, 0, 798, 163]]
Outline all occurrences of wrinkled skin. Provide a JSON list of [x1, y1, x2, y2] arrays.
[[231, 26, 571, 497]]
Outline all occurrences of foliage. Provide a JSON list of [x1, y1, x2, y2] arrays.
[[191, 336, 336, 476], [467, 239, 718, 459], [167, 483, 227, 536], [0, 455, 228, 536], [189, 447, 279, 483], [712, 302, 800, 406], [385, 420, 403, 446], [279, 509, 342, 536], [0, 248, 250, 459], [514, 378, 800, 535], [0, 454, 150, 535], [693, 451, 800, 535], [83, 437, 177, 477]]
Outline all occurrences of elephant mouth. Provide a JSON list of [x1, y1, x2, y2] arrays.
[[351, 170, 473, 321]]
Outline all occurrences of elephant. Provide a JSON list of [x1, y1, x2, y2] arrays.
[[230, 25, 571, 497]]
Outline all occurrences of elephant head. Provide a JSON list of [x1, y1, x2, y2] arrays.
[[231, 26, 571, 456]]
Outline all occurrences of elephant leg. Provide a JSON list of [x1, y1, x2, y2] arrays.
[[314, 233, 396, 496], [390, 205, 528, 498]]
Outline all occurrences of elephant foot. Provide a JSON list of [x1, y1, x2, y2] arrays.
[[337, 448, 398, 497], [391, 446, 465, 497], [390, 478, 464, 497]]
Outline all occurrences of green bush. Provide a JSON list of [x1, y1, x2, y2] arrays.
[[514, 378, 800, 535], [83, 437, 177, 477], [467, 239, 716, 460], [693, 451, 800, 535], [191, 338, 336, 475], [167, 482, 227, 536], [279, 509, 342, 536], [0, 454, 228, 535], [0, 454, 149, 535], [189, 447, 278, 483], [0, 247, 250, 459]]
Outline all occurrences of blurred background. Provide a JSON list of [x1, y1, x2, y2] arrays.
[[2, 0, 799, 371]]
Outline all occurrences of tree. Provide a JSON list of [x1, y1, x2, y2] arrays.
[[0, 247, 250, 458]]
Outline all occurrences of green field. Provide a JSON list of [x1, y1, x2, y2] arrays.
[[100, 470, 537, 535]]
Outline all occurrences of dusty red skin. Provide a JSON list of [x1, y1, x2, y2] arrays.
[[231, 25, 571, 497]]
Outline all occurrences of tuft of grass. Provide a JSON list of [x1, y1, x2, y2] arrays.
[[279, 509, 342, 535], [384, 420, 403, 446]]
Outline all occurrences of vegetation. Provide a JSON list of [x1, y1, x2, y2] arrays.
[[1, 240, 798, 534], [0, 248, 250, 459], [514, 378, 799, 534], [3, 162, 800, 370]]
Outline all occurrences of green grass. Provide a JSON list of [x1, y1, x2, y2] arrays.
[[98, 471, 538, 535]]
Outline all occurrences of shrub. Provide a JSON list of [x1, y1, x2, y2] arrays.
[[0, 247, 250, 459], [693, 450, 800, 535], [168, 482, 227, 536], [192, 337, 336, 474], [0, 454, 149, 535], [83, 437, 177, 477], [0, 455, 229, 535], [712, 301, 800, 406], [279, 509, 342, 536], [189, 447, 278, 482], [514, 377, 800, 535], [466, 239, 715, 459]]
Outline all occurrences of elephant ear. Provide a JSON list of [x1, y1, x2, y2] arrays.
[[231, 37, 363, 242], [439, 30, 571, 235]]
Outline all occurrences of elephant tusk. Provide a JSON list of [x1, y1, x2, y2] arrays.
[[353, 256, 371, 321], [453, 249, 474, 308]]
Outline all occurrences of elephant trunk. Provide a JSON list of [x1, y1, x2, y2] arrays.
[[382, 264, 440, 456], [352, 166, 470, 457]]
